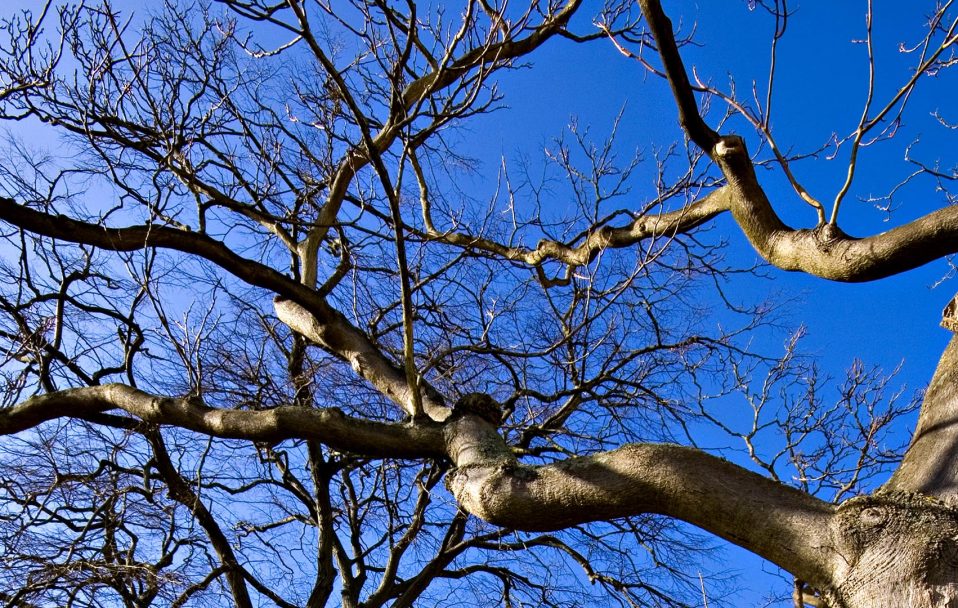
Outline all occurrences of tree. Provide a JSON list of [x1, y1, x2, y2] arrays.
[[0, 0, 955, 606]]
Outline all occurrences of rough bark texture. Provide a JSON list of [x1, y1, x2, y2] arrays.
[[826, 494, 958, 608], [443, 411, 958, 608], [886, 334, 958, 502]]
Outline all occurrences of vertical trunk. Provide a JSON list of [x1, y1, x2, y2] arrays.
[[828, 310, 958, 607], [885, 333, 958, 502]]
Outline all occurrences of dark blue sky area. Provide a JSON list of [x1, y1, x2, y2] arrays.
[[458, 2, 957, 603]]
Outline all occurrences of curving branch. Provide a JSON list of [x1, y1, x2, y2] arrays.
[[413, 153, 729, 269], [630, 0, 958, 284], [443, 413, 838, 589], [147, 430, 255, 608], [0, 196, 326, 308], [0, 197, 443, 419], [2, 383, 841, 592], [0, 384, 445, 458], [418, 138, 958, 284], [712, 136, 958, 282]]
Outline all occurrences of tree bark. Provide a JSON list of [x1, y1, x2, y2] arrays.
[[886, 333, 958, 502], [823, 494, 958, 608], [0, 384, 445, 458], [442, 411, 838, 589]]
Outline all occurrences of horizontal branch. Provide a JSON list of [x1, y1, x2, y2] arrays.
[[0, 196, 322, 305], [3, 386, 845, 589], [422, 188, 730, 268], [443, 415, 838, 588], [0, 384, 445, 459]]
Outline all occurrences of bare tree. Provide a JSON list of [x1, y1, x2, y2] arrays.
[[0, 1, 954, 606]]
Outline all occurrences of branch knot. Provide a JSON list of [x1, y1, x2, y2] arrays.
[[943, 294, 958, 333], [452, 393, 503, 427]]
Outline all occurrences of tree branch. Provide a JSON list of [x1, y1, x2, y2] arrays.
[[416, 177, 731, 269], [147, 430, 255, 608], [638, 0, 720, 153], [0, 384, 445, 458], [0, 196, 442, 418], [426, 134, 958, 283], [273, 298, 450, 421], [2, 385, 848, 591], [443, 414, 838, 588], [631, 1, 958, 282]]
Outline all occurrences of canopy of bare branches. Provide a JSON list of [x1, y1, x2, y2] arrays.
[[0, 1, 955, 606]]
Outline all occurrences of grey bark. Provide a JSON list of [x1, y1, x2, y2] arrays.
[[886, 334, 958, 503]]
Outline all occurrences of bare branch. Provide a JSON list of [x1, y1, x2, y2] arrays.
[[0, 384, 445, 458], [637, 0, 720, 153], [444, 413, 837, 589]]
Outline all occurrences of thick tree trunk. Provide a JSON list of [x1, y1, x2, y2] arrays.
[[825, 321, 958, 608], [823, 494, 958, 608], [886, 334, 958, 502]]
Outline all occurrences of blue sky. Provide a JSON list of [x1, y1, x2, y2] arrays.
[[469, 0, 955, 395]]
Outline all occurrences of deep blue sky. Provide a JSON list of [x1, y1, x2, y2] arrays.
[[469, 0, 955, 394]]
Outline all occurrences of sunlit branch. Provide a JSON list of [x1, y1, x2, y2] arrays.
[[443, 413, 837, 588], [0, 384, 445, 458]]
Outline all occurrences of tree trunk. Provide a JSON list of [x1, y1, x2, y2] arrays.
[[808, 314, 958, 606], [823, 494, 958, 608]]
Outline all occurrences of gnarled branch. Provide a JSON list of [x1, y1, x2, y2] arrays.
[[443, 414, 838, 589]]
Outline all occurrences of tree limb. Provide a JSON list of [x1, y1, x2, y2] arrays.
[[147, 430, 255, 608], [713, 137, 958, 282], [443, 414, 838, 589], [0, 196, 443, 418], [0, 384, 445, 458], [1, 386, 849, 591], [273, 298, 450, 421], [638, 0, 720, 153]]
